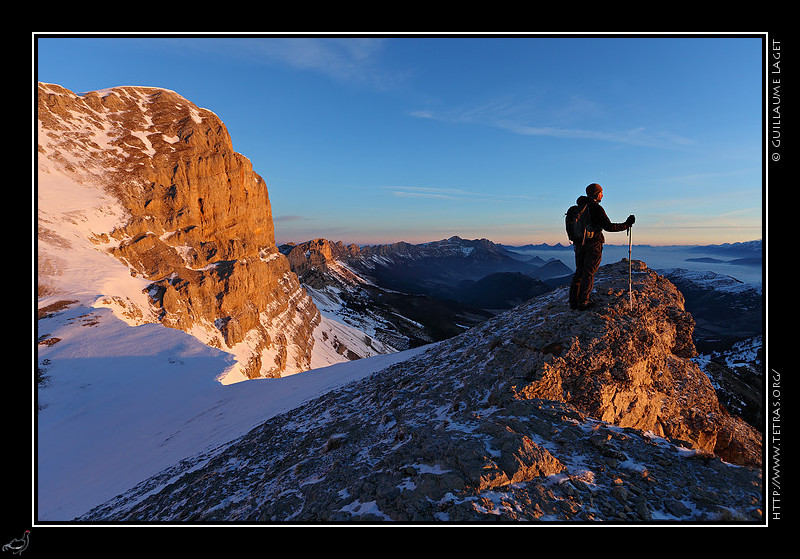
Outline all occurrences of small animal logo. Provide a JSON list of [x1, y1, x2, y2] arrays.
[[2, 531, 29, 555]]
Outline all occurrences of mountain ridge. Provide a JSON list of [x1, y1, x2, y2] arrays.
[[78, 259, 762, 522], [282, 235, 571, 300]]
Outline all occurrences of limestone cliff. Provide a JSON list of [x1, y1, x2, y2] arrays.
[[37, 82, 319, 379], [80, 260, 763, 523]]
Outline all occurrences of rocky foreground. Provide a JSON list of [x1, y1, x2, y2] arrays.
[[79, 260, 762, 523]]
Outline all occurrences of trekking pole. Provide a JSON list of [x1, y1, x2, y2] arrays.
[[627, 225, 633, 310]]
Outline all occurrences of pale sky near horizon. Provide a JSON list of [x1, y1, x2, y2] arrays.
[[35, 33, 765, 246]]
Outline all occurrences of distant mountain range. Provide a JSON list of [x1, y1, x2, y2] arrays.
[[280, 236, 764, 356], [502, 240, 762, 253], [688, 240, 762, 255]]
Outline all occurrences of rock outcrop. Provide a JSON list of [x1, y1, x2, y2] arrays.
[[282, 239, 365, 290], [479, 259, 761, 468], [37, 82, 319, 379], [79, 260, 763, 523]]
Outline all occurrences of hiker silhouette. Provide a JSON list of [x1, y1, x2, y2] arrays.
[[566, 183, 634, 310]]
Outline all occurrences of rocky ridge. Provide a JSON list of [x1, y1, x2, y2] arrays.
[[79, 260, 763, 523]]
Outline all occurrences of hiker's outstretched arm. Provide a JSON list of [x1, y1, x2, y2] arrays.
[[592, 206, 628, 233]]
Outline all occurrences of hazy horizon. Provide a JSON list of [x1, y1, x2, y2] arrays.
[[275, 233, 763, 249]]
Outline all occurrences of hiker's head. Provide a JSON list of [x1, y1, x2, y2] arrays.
[[586, 183, 603, 201]]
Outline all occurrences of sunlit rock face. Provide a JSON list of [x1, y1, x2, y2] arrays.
[[37, 82, 320, 379]]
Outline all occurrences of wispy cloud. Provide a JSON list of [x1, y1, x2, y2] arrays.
[[411, 93, 693, 149], [250, 37, 386, 82], [388, 186, 477, 200], [182, 37, 401, 89], [385, 185, 544, 204], [496, 121, 694, 148], [274, 214, 309, 222], [654, 168, 760, 184]]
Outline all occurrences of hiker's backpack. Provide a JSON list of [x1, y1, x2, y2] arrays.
[[565, 203, 596, 244]]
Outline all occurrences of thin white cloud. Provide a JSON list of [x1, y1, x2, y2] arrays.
[[237, 37, 403, 89], [249, 37, 385, 80], [385, 185, 534, 205], [166, 36, 398, 88], [496, 121, 694, 148], [411, 93, 694, 149], [389, 186, 476, 200], [274, 214, 309, 222], [655, 168, 760, 184]]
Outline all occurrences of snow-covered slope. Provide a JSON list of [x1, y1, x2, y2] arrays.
[[37, 299, 431, 520]]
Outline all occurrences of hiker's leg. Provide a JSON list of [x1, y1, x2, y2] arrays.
[[578, 242, 603, 306], [569, 245, 584, 308]]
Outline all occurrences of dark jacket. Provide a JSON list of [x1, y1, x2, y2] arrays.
[[576, 195, 628, 245]]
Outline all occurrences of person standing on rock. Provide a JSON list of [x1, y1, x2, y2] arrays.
[[567, 183, 635, 310]]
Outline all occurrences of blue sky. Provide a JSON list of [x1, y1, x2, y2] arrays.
[[36, 34, 764, 246]]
